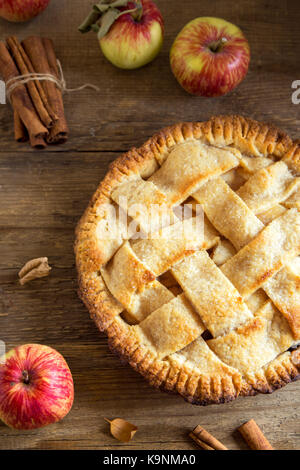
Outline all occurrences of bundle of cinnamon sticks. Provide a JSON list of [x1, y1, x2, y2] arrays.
[[0, 36, 68, 148]]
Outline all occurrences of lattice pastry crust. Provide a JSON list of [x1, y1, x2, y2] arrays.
[[75, 116, 300, 405]]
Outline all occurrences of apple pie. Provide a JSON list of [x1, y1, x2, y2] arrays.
[[75, 116, 300, 405]]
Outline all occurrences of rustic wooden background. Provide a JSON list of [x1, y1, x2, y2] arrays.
[[0, 0, 299, 450]]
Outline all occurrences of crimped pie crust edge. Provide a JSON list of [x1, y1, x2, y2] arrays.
[[75, 115, 300, 405]]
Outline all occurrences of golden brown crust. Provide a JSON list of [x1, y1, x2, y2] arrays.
[[75, 115, 300, 405]]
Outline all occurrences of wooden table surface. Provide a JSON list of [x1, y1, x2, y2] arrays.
[[0, 0, 299, 450]]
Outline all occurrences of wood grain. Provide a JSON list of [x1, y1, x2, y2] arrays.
[[0, 0, 299, 450], [0, 0, 300, 152]]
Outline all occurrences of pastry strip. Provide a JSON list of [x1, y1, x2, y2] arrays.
[[171, 336, 241, 379], [193, 177, 264, 250], [132, 216, 213, 276], [211, 239, 236, 266], [208, 302, 295, 376], [111, 176, 176, 234], [283, 187, 300, 210], [257, 204, 286, 225], [245, 290, 269, 313], [95, 202, 132, 265], [101, 241, 155, 308], [237, 161, 300, 215], [101, 241, 175, 321], [128, 280, 175, 323], [136, 294, 205, 359], [221, 209, 300, 298], [149, 141, 240, 206], [238, 155, 272, 174], [263, 259, 300, 338], [171, 250, 253, 337]]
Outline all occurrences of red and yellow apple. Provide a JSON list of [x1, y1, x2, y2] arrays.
[[0, 344, 74, 430], [79, 0, 164, 70], [0, 0, 50, 22], [170, 17, 250, 97], [100, 0, 164, 69]]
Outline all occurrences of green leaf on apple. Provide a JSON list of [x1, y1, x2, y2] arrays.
[[94, 0, 129, 13], [79, 0, 139, 36], [97, 4, 143, 40], [97, 9, 121, 39], [78, 10, 101, 33]]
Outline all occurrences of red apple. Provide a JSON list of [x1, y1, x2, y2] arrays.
[[170, 17, 250, 97], [0, 344, 74, 430], [79, 0, 164, 70], [0, 0, 50, 23]]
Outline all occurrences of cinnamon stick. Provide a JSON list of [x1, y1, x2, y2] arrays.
[[22, 36, 68, 143], [29, 134, 47, 149], [6, 36, 57, 129], [14, 110, 46, 147], [189, 432, 215, 450], [43, 38, 69, 143], [238, 419, 274, 450], [14, 111, 28, 142], [16, 38, 58, 126], [189, 425, 228, 450], [0, 41, 48, 142]]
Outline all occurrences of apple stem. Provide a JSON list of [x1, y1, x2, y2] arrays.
[[22, 370, 30, 385], [209, 37, 228, 53], [131, 1, 143, 22]]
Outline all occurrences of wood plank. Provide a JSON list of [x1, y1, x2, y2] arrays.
[[0, 151, 116, 228], [0, 0, 299, 152], [0, 340, 298, 450]]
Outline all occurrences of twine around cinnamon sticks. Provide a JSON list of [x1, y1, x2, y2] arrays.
[[0, 36, 95, 148]]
